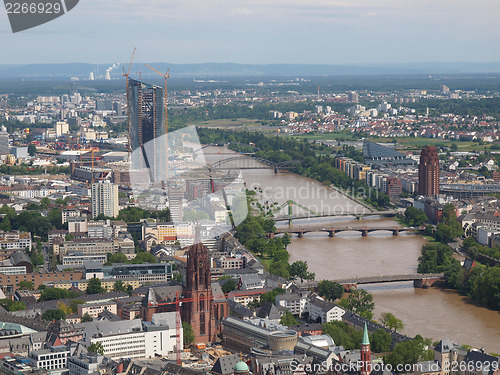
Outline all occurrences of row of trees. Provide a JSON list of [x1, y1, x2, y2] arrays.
[[0, 204, 64, 240], [417, 204, 500, 311]]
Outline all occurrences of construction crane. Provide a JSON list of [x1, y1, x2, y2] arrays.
[[156, 288, 266, 365], [145, 64, 170, 183], [122, 48, 136, 154]]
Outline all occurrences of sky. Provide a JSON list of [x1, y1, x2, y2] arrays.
[[1, 0, 500, 65]]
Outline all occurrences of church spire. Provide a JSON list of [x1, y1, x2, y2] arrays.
[[362, 322, 370, 345]]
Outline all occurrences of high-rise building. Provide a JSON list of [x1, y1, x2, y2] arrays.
[[348, 91, 359, 103], [128, 78, 166, 183], [418, 146, 440, 196], [91, 180, 119, 218], [0, 132, 9, 154]]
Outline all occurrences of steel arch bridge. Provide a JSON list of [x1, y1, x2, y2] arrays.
[[209, 156, 294, 173]]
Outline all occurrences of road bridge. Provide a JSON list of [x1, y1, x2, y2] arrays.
[[332, 273, 446, 291], [273, 210, 398, 222], [269, 225, 423, 238]]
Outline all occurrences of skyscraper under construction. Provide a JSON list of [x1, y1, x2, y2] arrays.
[[128, 78, 166, 183]]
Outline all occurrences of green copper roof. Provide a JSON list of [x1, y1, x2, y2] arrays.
[[234, 361, 249, 373], [362, 322, 370, 345]]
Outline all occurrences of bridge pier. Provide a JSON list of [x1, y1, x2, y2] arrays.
[[414, 278, 440, 289], [343, 283, 358, 292]]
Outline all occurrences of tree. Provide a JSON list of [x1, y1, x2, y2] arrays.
[[48, 208, 63, 229], [42, 309, 66, 321], [88, 342, 104, 355], [0, 299, 26, 312], [317, 280, 344, 301], [0, 217, 11, 232], [40, 288, 70, 301], [434, 204, 463, 243], [86, 278, 106, 294], [384, 336, 434, 371], [69, 299, 85, 314], [40, 197, 51, 209], [57, 301, 72, 315], [289, 261, 315, 282], [130, 252, 157, 264], [81, 313, 93, 322], [113, 280, 127, 293], [338, 289, 375, 320], [28, 144, 37, 156], [105, 252, 129, 265], [371, 329, 392, 353], [403, 207, 428, 227], [322, 321, 363, 350], [182, 322, 195, 346], [260, 288, 285, 304], [17, 281, 34, 290], [280, 311, 298, 326], [221, 279, 237, 294], [172, 272, 183, 283], [380, 312, 405, 332]]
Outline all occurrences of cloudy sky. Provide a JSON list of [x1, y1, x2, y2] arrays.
[[1, 0, 499, 65]]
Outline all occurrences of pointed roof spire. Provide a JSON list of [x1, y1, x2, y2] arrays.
[[362, 322, 370, 345], [195, 221, 201, 244]]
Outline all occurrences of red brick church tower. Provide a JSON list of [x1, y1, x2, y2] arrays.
[[360, 322, 372, 375], [183, 239, 216, 344]]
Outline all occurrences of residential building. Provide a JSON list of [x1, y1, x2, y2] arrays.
[[62, 253, 107, 267], [77, 301, 118, 319], [275, 294, 307, 316], [308, 295, 345, 323], [91, 181, 119, 219], [55, 238, 114, 257], [0, 231, 32, 250]]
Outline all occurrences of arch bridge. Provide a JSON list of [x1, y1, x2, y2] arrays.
[[332, 273, 446, 291], [209, 156, 295, 173], [269, 226, 423, 238]]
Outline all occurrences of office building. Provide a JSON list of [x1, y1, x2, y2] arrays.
[[418, 146, 440, 196], [128, 78, 166, 183], [91, 180, 119, 218], [348, 91, 359, 103]]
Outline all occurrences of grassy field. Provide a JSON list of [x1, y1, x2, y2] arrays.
[[190, 118, 268, 129], [293, 133, 494, 152], [193, 119, 495, 152]]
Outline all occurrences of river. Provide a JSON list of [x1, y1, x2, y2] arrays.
[[202, 147, 500, 352]]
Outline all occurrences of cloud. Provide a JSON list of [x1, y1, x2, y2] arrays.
[[228, 8, 255, 16]]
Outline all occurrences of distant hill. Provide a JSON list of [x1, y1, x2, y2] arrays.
[[0, 61, 500, 79]]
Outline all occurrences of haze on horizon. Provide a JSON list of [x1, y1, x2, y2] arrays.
[[0, 0, 499, 66]]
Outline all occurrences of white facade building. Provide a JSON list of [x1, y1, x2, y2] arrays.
[[91, 181, 119, 219]]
